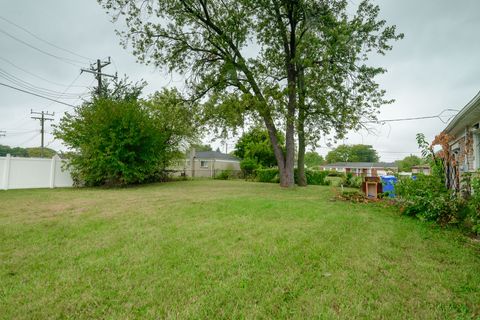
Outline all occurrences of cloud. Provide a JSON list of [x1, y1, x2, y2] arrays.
[[0, 0, 479, 159]]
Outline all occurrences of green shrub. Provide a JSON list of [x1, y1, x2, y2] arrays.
[[215, 169, 233, 180], [302, 169, 330, 186], [327, 170, 346, 178], [395, 175, 467, 224], [256, 168, 279, 183], [342, 172, 362, 188], [240, 158, 258, 178]]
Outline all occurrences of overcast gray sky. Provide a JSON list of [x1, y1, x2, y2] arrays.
[[1, 0, 479, 161]]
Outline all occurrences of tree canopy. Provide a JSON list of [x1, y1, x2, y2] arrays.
[[233, 128, 283, 168], [191, 144, 212, 152], [100, 0, 402, 187], [304, 151, 325, 168], [326, 144, 379, 163], [396, 155, 424, 172]]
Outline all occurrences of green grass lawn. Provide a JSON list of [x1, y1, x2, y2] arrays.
[[1, 180, 479, 319]]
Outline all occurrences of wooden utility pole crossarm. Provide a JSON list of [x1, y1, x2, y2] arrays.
[[31, 109, 54, 157], [80, 57, 117, 96]]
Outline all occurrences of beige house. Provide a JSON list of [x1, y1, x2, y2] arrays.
[[182, 150, 241, 178], [321, 162, 398, 176], [443, 90, 480, 190], [412, 165, 431, 175]]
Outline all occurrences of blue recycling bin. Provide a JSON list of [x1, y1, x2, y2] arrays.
[[381, 175, 397, 198]]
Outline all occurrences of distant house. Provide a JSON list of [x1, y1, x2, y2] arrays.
[[411, 165, 431, 175], [443, 90, 480, 190], [321, 162, 398, 176], [182, 150, 241, 178]]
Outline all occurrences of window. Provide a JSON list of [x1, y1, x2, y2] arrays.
[[200, 160, 208, 168], [186, 160, 190, 167]]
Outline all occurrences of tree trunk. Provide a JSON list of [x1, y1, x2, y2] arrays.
[[281, 7, 297, 188], [284, 64, 296, 188], [297, 66, 307, 186], [262, 114, 293, 187]]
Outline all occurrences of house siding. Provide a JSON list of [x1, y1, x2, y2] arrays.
[[443, 90, 480, 191], [321, 163, 397, 177], [183, 158, 240, 178], [450, 127, 477, 173], [446, 124, 480, 191]]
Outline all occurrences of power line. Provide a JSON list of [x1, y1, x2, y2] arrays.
[[1, 130, 38, 136], [0, 56, 88, 88], [45, 73, 83, 108], [0, 68, 86, 98], [0, 82, 76, 107], [17, 133, 41, 147], [0, 28, 83, 67], [0, 15, 93, 62], [365, 109, 459, 125]]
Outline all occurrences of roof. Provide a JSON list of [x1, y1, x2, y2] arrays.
[[194, 151, 239, 161], [322, 162, 398, 169], [444, 90, 480, 136]]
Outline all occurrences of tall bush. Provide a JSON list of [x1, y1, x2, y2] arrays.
[[240, 158, 258, 178], [55, 89, 197, 186]]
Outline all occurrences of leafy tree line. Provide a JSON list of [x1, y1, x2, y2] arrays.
[[396, 154, 424, 172], [0, 145, 57, 158], [325, 144, 379, 163], [99, 0, 403, 187]]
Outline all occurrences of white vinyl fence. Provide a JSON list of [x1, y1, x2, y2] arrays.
[[0, 154, 73, 190]]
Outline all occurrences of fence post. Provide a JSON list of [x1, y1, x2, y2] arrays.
[[49, 155, 57, 188], [2, 154, 11, 190]]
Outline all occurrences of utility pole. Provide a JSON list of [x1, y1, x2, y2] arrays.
[[31, 110, 54, 157], [0, 130, 5, 137], [81, 57, 117, 96]]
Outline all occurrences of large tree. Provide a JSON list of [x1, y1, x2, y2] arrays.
[[99, 0, 401, 187], [288, 2, 402, 185], [326, 144, 379, 163]]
